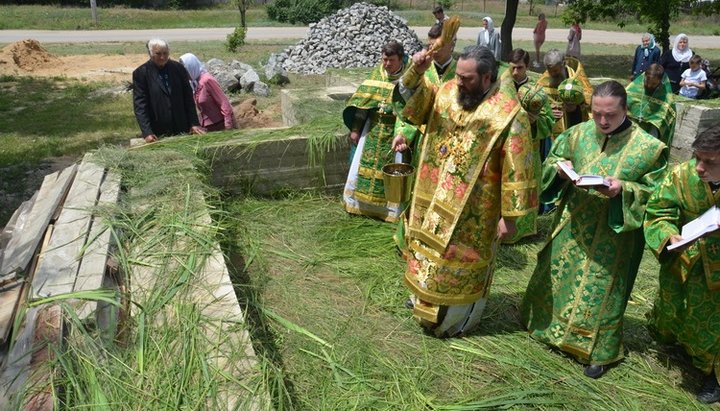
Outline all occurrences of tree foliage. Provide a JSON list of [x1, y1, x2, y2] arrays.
[[564, 0, 684, 51], [267, 0, 347, 25]]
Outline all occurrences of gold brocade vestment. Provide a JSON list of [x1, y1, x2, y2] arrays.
[[401, 74, 537, 314]]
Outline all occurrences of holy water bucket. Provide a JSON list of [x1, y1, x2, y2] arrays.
[[382, 163, 415, 203]]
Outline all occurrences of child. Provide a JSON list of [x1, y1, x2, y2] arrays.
[[679, 55, 707, 99]]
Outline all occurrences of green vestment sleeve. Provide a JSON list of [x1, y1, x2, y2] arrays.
[[608, 145, 668, 233], [644, 166, 683, 259]]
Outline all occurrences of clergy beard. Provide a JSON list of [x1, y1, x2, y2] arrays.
[[457, 87, 485, 111]]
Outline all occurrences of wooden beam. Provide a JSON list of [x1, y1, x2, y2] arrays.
[[0, 165, 77, 280], [74, 170, 121, 321], [31, 157, 103, 300]]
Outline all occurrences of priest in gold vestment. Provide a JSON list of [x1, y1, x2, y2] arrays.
[[521, 81, 668, 379], [392, 46, 537, 337]]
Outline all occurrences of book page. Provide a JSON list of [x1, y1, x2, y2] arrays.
[[576, 175, 610, 187], [557, 161, 579, 181], [667, 206, 720, 251]]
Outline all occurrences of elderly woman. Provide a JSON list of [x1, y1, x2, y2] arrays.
[[661, 33, 694, 93], [631, 33, 661, 79], [179, 53, 236, 131], [476, 16, 501, 61]]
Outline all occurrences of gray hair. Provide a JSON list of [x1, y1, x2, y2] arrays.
[[543, 48, 564, 68], [458, 45, 498, 82], [146, 38, 169, 56]]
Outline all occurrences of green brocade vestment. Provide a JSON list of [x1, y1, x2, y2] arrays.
[[536, 57, 593, 138], [521, 121, 667, 365], [626, 73, 676, 151], [644, 160, 720, 376], [342, 63, 407, 222]]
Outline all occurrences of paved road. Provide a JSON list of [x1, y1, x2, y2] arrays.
[[2, 27, 719, 47]]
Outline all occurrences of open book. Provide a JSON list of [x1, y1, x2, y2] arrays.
[[667, 206, 720, 251], [557, 161, 610, 188]]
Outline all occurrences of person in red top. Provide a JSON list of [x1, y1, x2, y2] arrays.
[[532, 13, 547, 68], [179, 53, 237, 131]]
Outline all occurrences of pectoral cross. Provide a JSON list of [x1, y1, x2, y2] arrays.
[[709, 243, 719, 255]]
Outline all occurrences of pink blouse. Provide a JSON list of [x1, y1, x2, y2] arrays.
[[195, 73, 236, 130]]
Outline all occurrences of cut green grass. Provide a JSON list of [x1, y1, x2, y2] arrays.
[[223, 193, 705, 410]]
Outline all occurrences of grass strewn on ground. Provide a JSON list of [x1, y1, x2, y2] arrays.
[[223, 194, 705, 410], [3, 3, 720, 35]]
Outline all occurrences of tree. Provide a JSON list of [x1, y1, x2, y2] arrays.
[[237, 0, 247, 28], [564, 0, 684, 51], [500, 0, 519, 61]]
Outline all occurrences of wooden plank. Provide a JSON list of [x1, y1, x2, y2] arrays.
[[31, 158, 104, 300], [74, 170, 121, 320], [0, 164, 77, 279], [20, 304, 62, 411], [0, 282, 23, 345], [0, 307, 39, 410]]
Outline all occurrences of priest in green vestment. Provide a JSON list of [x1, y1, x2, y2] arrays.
[[644, 124, 720, 404], [501, 48, 556, 244], [626, 63, 676, 152], [521, 81, 668, 379], [343, 40, 410, 223], [393, 46, 537, 337]]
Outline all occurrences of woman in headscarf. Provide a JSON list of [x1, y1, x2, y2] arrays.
[[476, 16, 501, 61], [661, 33, 694, 94], [566, 21, 582, 58], [179, 53, 236, 131], [631, 33, 661, 79]]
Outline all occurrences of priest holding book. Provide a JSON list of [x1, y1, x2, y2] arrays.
[[644, 123, 720, 404], [521, 81, 668, 379]]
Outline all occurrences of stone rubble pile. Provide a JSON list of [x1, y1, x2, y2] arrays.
[[275, 2, 423, 74], [205, 59, 275, 97]]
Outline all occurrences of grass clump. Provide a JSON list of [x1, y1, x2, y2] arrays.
[[223, 193, 705, 410], [16, 147, 272, 410]]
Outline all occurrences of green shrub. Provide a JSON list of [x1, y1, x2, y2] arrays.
[[226, 26, 247, 52], [267, 0, 346, 25]]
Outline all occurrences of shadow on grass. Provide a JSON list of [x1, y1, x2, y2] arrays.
[[222, 245, 299, 410]]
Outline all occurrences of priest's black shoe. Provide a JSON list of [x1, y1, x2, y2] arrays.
[[697, 375, 720, 404], [583, 364, 608, 379]]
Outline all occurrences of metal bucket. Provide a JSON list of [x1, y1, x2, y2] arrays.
[[382, 163, 415, 203]]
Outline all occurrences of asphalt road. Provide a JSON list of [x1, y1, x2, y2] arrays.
[[1, 27, 719, 47]]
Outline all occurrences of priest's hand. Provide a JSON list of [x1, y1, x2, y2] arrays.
[[668, 234, 691, 253], [392, 136, 409, 152], [497, 217, 517, 241], [596, 176, 622, 198], [349, 130, 360, 145], [412, 50, 433, 74], [556, 160, 574, 180]]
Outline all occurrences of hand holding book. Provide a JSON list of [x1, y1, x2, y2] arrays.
[[667, 206, 720, 251], [556, 161, 611, 188]]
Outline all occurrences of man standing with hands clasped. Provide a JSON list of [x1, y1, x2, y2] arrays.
[[133, 38, 205, 143]]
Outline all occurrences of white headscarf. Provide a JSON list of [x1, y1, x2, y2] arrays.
[[641, 33, 656, 58], [179, 52, 207, 91], [671, 33, 693, 63], [481, 16, 495, 44]]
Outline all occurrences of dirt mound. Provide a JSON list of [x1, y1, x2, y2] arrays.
[[234, 98, 283, 129], [0, 39, 61, 72]]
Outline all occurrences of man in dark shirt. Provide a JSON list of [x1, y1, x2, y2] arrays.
[[132, 38, 205, 142]]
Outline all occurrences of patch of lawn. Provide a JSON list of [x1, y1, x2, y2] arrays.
[[223, 194, 705, 409]]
